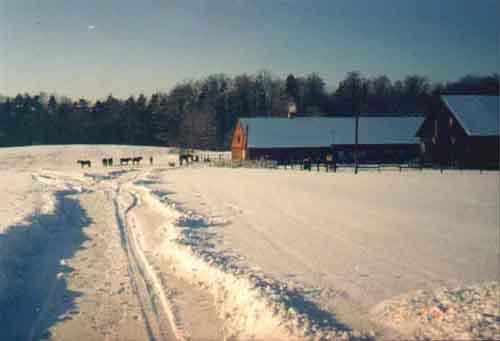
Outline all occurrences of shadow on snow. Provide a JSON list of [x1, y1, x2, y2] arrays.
[[0, 189, 92, 341]]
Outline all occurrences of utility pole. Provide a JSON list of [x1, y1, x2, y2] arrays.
[[245, 125, 249, 160], [354, 111, 359, 174], [353, 80, 367, 175]]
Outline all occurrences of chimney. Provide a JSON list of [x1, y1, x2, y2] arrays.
[[288, 101, 297, 119]]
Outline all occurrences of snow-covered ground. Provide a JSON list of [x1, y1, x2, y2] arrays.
[[139, 165, 499, 337], [0, 145, 498, 340]]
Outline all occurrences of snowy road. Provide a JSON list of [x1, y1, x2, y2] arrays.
[[2, 167, 229, 340], [0, 146, 498, 340]]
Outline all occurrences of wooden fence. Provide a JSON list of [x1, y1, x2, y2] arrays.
[[176, 151, 498, 173], [203, 157, 498, 173]]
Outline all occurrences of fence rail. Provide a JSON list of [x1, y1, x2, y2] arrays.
[[176, 151, 498, 173], [201, 157, 498, 173]]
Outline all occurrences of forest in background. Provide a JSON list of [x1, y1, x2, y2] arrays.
[[0, 71, 498, 149]]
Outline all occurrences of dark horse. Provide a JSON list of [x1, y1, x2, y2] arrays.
[[102, 158, 113, 167], [77, 160, 91, 168], [120, 157, 131, 166], [132, 156, 143, 165], [179, 153, 193, 166]]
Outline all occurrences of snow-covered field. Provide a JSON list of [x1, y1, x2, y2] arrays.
[[0, 145, 498, 340], [142, 166, 499, 337]]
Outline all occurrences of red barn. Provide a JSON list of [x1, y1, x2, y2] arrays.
[[231, 116, 424, 164], [417, 95, 499, 168]]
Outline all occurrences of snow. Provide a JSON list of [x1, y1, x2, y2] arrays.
[[0, 145, 498, 339], [141, 166, 499, 332], [129, 185, 308, 339], [0, 145, 178, 171]]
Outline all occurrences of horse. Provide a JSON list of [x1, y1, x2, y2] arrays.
[[77, 160, 91, 168], [132, 156, 143, 165], [108, 158, 113, 167], [179, 154, 191, 166], [120, 157, 131, 166], [102, 158, 108, 167]]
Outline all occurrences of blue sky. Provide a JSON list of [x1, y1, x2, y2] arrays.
[[1, 0, 498, 100]]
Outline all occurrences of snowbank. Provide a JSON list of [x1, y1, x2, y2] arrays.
[[134, 184, 365, 340], [372, 282, 499, 340]]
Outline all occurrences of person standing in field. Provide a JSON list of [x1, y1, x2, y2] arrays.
[[150, 156, 153, 165]]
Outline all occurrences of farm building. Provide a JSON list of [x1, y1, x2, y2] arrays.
[[417, 95, 499, 168], [231, 115, 425, 164]]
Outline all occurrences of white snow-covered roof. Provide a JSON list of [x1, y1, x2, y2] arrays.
[[441, 95, 499, 136], [239, 116, 424, 148]]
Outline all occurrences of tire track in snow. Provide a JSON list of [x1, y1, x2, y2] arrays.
[[125, 185, 228, 340], [113, 186, 187, 341], [51, 168, 179, 340]]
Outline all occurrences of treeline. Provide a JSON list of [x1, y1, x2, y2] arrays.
[[0, 72, 498, 149]]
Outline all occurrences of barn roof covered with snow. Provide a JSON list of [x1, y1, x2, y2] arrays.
[[441, 95, 499, 136], [239, 116, 424, 148]]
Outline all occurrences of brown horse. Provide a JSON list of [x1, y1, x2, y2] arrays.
[[77, 160, 91, 168], [120, 157, 131, 166], [132, 156, 143, 165], [179, 153, 194, 166]]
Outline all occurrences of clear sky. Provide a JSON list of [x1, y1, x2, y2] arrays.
[[1, 0, 498, 100]]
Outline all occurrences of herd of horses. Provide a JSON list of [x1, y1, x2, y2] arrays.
[[76, 152, 211, 169], [77, 156, 151, 168], [178, 153, 212, 165]]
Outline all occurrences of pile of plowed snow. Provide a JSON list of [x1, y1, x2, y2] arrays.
[[133, 183, 367, 340]]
